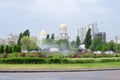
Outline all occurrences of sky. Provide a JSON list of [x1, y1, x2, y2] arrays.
[[0, 0, 120, 41]]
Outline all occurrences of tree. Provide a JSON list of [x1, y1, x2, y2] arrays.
[[84, 28, 92, 48], [117, 44, 120, 53], [71, 40, 76, 48], [20, 36, 40, 51], [76, 36, 80, 48], [46, 34, 50, 39], [17, 33, 23, 46], [102, 43, 108, 51], [107, 40, 116, 51], [51, 33, 55, 40], [14, 45, 21, 52], [0, 45, 4, 53], [90, 36, 103, 51], [17, 29, 30, 46], [55, 39, 70, 51], [20, 36, 30, 50], [5, 46, 9, 53], [23, 29, 30, 37]]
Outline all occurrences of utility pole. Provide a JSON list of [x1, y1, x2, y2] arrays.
[[116, 36, 117, 53]]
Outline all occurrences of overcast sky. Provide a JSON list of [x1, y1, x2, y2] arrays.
[[0, 0, 120, 40]]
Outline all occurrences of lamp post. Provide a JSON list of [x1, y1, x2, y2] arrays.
[[116, 36, 117, 53]]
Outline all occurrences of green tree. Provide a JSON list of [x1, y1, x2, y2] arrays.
[[23, 29, 30, 37], [9, 46, 13, 53], [71, 40, 76, 48], [46, 34, 50, 39], [76, 36, 80, 48], [84, 28, 92, 48], [20, 36, 39, 51], [90, 36, 103, 51], [14, 45, 21, 52], [5, 46, 9, 53], [20, 36, 30, 50], [17, 29, 30, 46], [102, 43, 108, 51], [17, 33, 23, 46], [51, 33, 55, 40], [0, 45, 4, 53], [117, 44, 120, 53], [96, 43, 103, 51], [55, 39, 70, 51], [107, 40, 115, 51]]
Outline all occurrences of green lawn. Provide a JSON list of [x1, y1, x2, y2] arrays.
[[0, 62, 120, 70]]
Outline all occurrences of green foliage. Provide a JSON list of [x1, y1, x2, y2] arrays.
[[51, 33, 55, 40], [14, 45, 21, 52], [76, 36, 80, 48], [49, 58, 62, 64], [1, 57, 120, 64], [23, 29, 30, 37], [107, 40, 116, 51], [5, 46, 9, 53], [46, 34, 50, 39], [90, 36, 103, 51], [0, 45, 4, 53], [117, 44, 120, 53], [17, 33, 23, 46], [84, 28, 92, 48], [55, 39, 70, 51], [20, 36, 39, 51], [0, 58, 47, 64], [71, 40, 76, 48], [17, 29, 30, 46]]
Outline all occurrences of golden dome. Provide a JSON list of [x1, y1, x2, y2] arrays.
[[60, 24, 67, 30], [40, 30, 46, 36]]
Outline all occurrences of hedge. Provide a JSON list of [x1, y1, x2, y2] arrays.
[[0, 58, 120, 64]]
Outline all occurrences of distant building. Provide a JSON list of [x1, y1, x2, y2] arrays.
[[94, 32, 106, 42], [40, 30, 46, 40], [6, 33, 18, 45], [116, 36, 120, 44], [56, 24, 70, 40], [0, 39, 5, 45], [78, 23, 98, 43]]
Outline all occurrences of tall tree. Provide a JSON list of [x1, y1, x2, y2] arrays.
[[71, 40, 76, 48], [55, 39, 70, 51], [17, 33, 23, 46], [20, 36, 39, 51], [17, 29, 30, 46], [107, 40, 115, 51], [46, 34, 50, 39], [23, 29, 30, 37], [76, 36, 81, 48], [5, 46, 9, 53], [51, 33, 55, 40], [84, 28, 92, 48], [90, 36, 103, 51], [0, 45, 4, 53]]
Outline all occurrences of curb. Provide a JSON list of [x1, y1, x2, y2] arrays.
[[0, 68, 120, 73]]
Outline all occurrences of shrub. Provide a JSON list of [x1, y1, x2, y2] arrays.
[[0, 58, 47, 64], [73, 58, 95, 64], [1, 53, 8, 58], [99, 58, 120, 63], [49, 58, 62, 64], [20, 53, 26, 57]]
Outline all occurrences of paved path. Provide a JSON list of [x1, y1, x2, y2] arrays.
[[0, 70, 120, 80]]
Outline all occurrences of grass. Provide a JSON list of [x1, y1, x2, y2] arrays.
[[0, 62, 120, 70]]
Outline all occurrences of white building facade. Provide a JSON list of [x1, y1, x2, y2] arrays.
[[56, 24, 70, 40], [78, 23, 98, 43]]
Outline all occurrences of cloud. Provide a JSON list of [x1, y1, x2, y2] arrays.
[[0, 0, 117, 40], [80, 0, 98, 3]]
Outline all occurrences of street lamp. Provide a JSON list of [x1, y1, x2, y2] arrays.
[[116, 36, 117, 53]]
